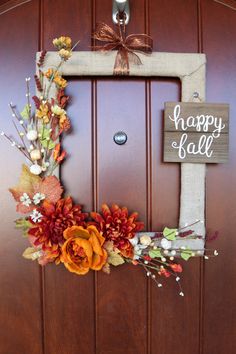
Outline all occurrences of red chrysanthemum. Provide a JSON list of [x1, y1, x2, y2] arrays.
[[90, 204, 144, 258], [28, 197, 88, 263]]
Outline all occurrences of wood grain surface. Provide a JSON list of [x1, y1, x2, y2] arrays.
[[0, 1, 235, 354]]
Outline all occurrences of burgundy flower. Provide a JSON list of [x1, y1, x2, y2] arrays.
[[90, 204, 144, 258]]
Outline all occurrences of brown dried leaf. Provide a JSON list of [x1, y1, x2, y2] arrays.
[[102, 262, 111, 274]]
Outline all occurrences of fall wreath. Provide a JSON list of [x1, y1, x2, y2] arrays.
[[1, 36, 218, 296]]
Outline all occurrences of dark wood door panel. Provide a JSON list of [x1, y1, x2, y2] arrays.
[[94, 2, 149, 353], [96, 79, 148, 354], [202, 1, 236, 354], [0, 1, 43, 354], [149, 0, 201, 353], [42, 2, 95, 354]]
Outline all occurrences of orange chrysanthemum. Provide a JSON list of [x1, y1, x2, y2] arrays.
[[90, 204, 144, 258], [61, 225, 107, 275], [28, 197, 88, 263]]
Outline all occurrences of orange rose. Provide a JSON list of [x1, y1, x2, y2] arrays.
[[61, 225, 107, 275]]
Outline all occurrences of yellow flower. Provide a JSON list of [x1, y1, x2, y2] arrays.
[[53, 36, 72, 50], [45, 68, 59, 80], [58, 49, 72, 61], [36, 103, 50, 124], [54, 76, 67, 88], [44, 69, 67, 88], [59, 115, 71, 131]]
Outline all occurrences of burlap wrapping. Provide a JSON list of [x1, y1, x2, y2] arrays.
[[37, 51, 206, 251]]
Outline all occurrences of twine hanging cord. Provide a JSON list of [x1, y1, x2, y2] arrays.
[[92, 19, 153, 75]]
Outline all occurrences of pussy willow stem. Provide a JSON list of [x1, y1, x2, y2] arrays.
[[26, 80, 32, 120], [12, 120, 29, 155], [1, 133, 32, 162], [9, 104, 27, 134], [138, 261, 184, 294]]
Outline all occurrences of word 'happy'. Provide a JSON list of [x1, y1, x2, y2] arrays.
[[168, 104, 226, 160]]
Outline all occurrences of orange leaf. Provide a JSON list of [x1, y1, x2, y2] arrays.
[[38, 176, 63, 204], [9, 165, 63, 214]]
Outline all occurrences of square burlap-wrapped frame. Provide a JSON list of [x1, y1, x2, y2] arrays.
[[37, 51, 206, 251]]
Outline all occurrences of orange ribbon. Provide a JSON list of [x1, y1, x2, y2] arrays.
[[93, 22, 153, 75]]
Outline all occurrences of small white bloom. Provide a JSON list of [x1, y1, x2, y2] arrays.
[[31, 250, 43, 260], [33, 193, 45, 205], [140, 235, 152, 246], [171, 250, 176, 256], [51, 105, 66, 116], [129, 236, 139, 246], [26, 130, 38, 141], [160, 238, 172, 250], [30, 209, 43, 223], [134, 246, 142, 254], [20, 193, 32, 207], [214, 250, 219, 256], [30, 164, 42, 175]]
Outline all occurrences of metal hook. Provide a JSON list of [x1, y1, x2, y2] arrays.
[[112, 0, 130, 25]]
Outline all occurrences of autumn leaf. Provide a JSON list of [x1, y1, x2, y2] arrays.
[[15, 218, 32, 237], [22, 247, 42, 261], [21, 104, 30, 119], [102, 262, 111, 274], [163, 227, 177, 241], [38, 176, 63, 204], [107, 251, 125, 266], [39, 128, 55, 150], [180, 248, 192, 261], [103, 241, 115, 253], [9, 165, 41, 213], [9, 165, 63, 214], [103, 240, 125, 266], [9, 164, 41, 201], [149, 248, 162, 259]]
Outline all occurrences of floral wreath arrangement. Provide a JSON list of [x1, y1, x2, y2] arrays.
[[1, 36, 219, 297]]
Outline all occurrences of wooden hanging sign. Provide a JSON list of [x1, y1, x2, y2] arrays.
[[163, 102, 229, 163]]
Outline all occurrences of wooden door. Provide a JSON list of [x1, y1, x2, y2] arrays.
[[0, 1, 236, 354]]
